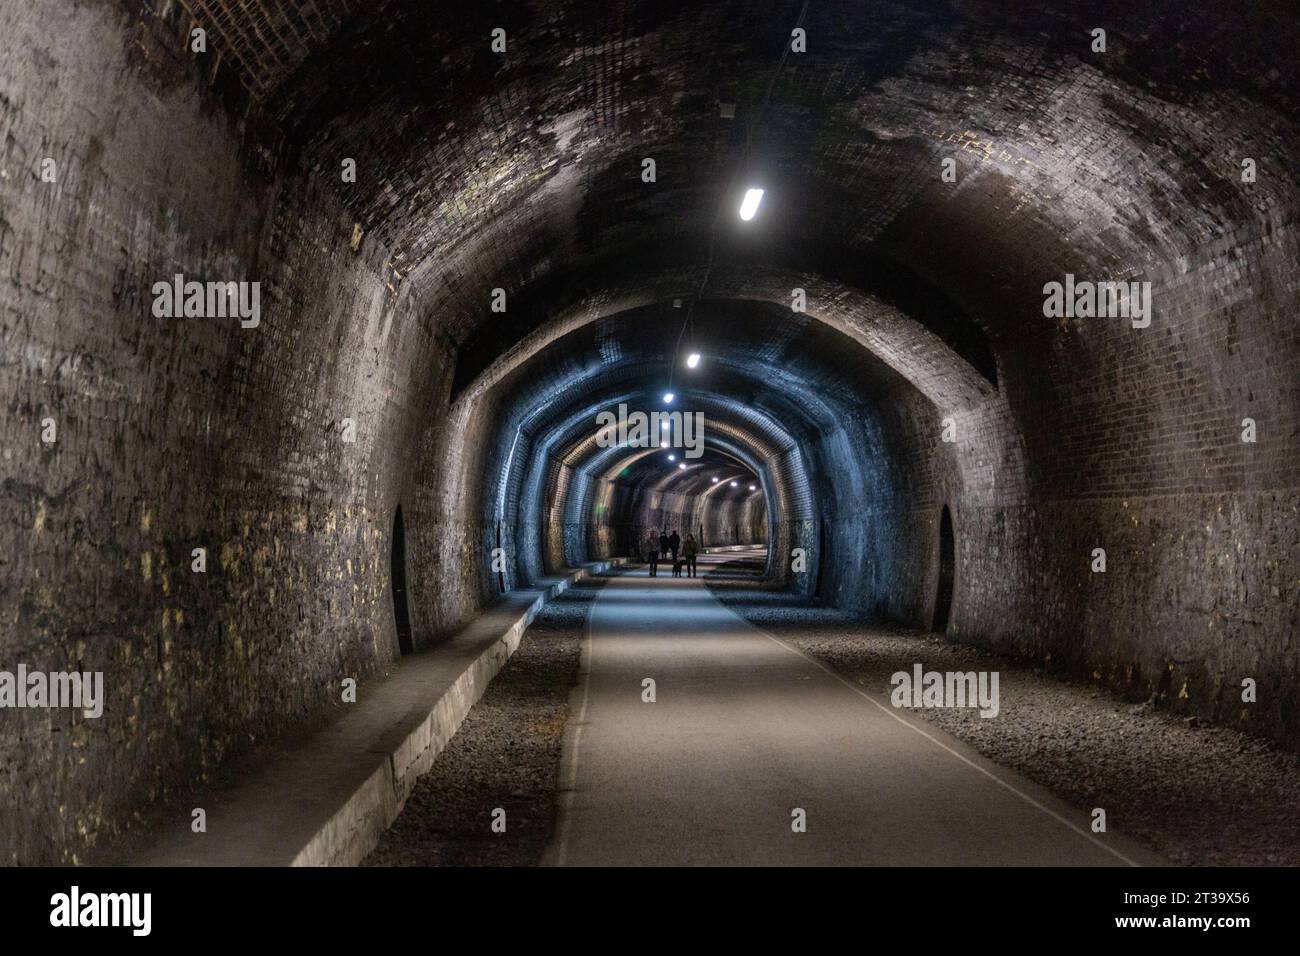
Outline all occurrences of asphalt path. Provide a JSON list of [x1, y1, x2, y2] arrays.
[[544, 549, 1160, 866]]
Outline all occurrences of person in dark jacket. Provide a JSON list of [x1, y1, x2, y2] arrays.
[[683, 533, 699, 578], [658, 529, 670, 565], [668, 529, 681, 564], [647, 530, 660, 576]]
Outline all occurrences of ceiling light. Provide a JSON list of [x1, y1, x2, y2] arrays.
[[661, 420, 669, 429], [711, 476, 719, 483], [739, 188, 764, 221], [678, 463, 686, 470], [686, 352, 701, 368], [663, 392, 675, 404], [730, 481, 738, 487], [749, 484, 756, 491], [668, 453, 676, 461], [660, 440, 669, 448]]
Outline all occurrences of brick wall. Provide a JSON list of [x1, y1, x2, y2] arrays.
[[0, 0, 479, 863]]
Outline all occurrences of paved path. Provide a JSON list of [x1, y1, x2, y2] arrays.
[[545, 549, 1160, 866]]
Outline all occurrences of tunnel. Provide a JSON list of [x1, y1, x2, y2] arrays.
[[1, 0, 1298, 897]]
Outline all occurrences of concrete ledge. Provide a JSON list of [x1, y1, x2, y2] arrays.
[[126, 560, 621, 867]]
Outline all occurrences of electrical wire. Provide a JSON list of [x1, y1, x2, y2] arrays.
[[665, 0, 810, 393]]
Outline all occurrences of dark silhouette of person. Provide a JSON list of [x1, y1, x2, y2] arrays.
[[659, 529, 670, 565], [647, 531, 660, 576], [684, 533, 698, 578], [668, 529, 681, 566]]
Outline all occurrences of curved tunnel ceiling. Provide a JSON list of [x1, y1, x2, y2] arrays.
[[473, 301, 928, 550], [278, 0, 1297, 554], [90, 0, 1300, 621], [249, 0, 1297, 390]]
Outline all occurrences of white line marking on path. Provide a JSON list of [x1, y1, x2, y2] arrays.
[[750, 622, 1142, 867], [548, 551, 1142, 868]]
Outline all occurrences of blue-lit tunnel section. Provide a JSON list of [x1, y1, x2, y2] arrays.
[[449, 294, 1000, 619], [558, 405, 793, 576]]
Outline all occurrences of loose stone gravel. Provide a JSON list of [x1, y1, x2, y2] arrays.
[[365, 558, 1298, 867], [363, 577, 604, 866], [706, 558, 1300, 867]]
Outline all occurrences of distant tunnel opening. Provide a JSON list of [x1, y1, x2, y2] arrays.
[[933, 505, 955, 636], [392, 505, 414, 656]]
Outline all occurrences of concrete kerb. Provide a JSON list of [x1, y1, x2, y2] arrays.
[[117, 559, 623, 868], [293, 558, 624, 867]]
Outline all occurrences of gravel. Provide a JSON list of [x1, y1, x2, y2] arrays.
[[705, 558, 1300, 867], [363, 576, 605, 867], [363, 557, 1299, 868]]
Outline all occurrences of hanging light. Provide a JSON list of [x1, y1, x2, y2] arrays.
[[686, 352, 701, 368], [663, 392, 675, 404], [739, 188, 764, 221]]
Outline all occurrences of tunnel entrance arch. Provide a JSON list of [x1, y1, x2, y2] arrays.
[[933, 505, 955, 635], [391, 505, 414, 656]]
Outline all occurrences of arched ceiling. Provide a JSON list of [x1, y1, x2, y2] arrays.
[[174, 0, 1299, 552], [474, 301, 927, 516], [487, 301, 920, 434], [208, 0, 1299, 379]]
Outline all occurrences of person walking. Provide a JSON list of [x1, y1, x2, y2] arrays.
[[658, 529, 670, 567], [646, 530, 660, 577], [683, 533, 698, 578], [668, 529, 681, 565]]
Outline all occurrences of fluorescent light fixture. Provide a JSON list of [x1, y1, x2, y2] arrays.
[[739, 188, 764, 221], [686, 352, 701, 368], [663, 392, 675, 404]]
